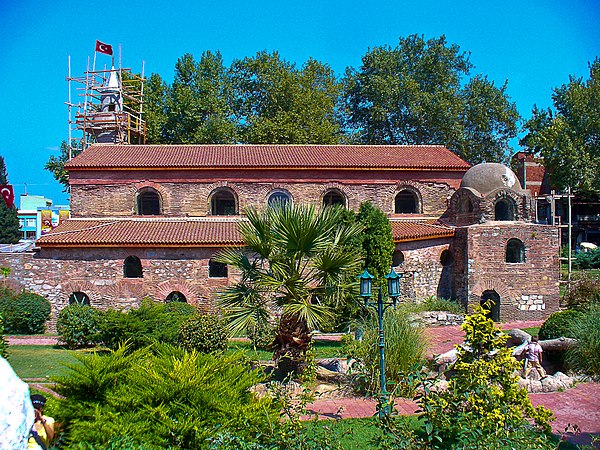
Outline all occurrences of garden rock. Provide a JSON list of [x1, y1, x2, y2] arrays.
[[518, 371, 575, 393], [410, 311, 465, 327], [315, 366, 347, 384], [318, 358, 349, 374]]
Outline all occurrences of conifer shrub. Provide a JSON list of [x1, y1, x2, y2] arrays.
[[0, 290, 51, 334], [56, 304, 104, 349], [179, 313, 228, 353], [563, 273, 600, 311], [539, 309, 582, 340], [52, 344, 280, 448], [100, 299, 196, 350]]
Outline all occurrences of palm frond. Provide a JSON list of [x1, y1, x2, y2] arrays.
[[283, 300, 335, 331]]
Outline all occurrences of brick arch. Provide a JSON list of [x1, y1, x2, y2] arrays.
[[62, 280, 99, 307], [393, 184, 423, 214], [104, 279, 147, 301], [154, 279, 207, 308], [264, 187, 293, 205], [470, 279, 510, 299], [320, 183, 349, 207], [207, 184, 240, 215], [131, 181, 169, 215]]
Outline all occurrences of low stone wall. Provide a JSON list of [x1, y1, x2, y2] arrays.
[[410, 311, 465, 327]]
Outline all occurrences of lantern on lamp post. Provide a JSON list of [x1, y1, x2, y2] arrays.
[[358, 267, 402, 418]]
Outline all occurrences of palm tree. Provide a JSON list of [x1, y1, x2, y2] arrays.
[[216, 203, 363, 376]]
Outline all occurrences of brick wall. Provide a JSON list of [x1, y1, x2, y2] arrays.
[[455, 223, 560, 321]]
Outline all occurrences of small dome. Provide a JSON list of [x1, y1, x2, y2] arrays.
[[460, 163, 522, 196]]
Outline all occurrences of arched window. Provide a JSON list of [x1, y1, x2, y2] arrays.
[[458, 197, 474, 213], [495, 198, 516, 221], [392, 250, 405, 266], [209, 259, 228, 278], [124, 255, 143, 278], [268, 190, 292, 207], [481, 290, 500, 322], [69, 291, 90, 305], [137, 188, 161, 215], [210, 188, 237, 215], [322, 189, 345, 207], [440, 250, 454, 267], [395, 190, 419, 213], [506, 238, 525, 263], [166, 291, 187, 303]]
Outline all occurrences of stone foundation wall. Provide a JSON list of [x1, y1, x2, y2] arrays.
[[0, 247, 232, 327], [394, 238, 455, 300], [456, 223, 560, 321]]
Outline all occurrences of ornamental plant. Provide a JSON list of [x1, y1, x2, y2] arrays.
[[0, 290, 51, 334], [56, 304, 104, 349], [179, 313, 228, 353]]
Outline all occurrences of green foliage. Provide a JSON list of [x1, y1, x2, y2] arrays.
[[0, 311, 8, 359], [0, 155, 21, 244], [179, 313, 228, 353], [564, 306, 600, 376], [246, 320, 276, 350], [407, 296, 466, 315], [355, 202, 394, 284], [52, 344, 280, 449], [574, 248, 600, 269], [0, 290, 51, 334], [343, 306, 427, 396], [56, 304, 104, 349], [563, 273, 600, 311], [342, 35, 519, 164], [539, 310, 583, 340], [100, 299, 196, 350], [231, 51, 342, 144], [217, 203, 363, 376], [521, 58, 600, 194], [44, 140, 83, 192], [402, 305, 553, 449]]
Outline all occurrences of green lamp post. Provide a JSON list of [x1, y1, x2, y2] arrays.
[[358, 268, 402, 418]]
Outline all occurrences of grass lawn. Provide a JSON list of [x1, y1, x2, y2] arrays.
[[7, 345, 82, 379], [227, 339, 345, 361]]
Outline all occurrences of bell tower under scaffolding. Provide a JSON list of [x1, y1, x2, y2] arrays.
[[66, 49, 146, 158]]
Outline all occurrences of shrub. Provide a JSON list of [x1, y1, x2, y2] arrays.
[[100, 299, 196, 350], [563, 274, 600, 311], [344, 306, 427, 395], [0, 291, 51, 334], [52, 344, 280, 448], [564, 306, 600, 376], [381, 305, 554, 449], [247, 320, 275, 349], [56, 304, 103, 349], [573, 247, 600, 269], [180, 314, 228, 353], [539, 309, 583, 340], [410, 295, 466, 315], [0, 312, 8, 359]]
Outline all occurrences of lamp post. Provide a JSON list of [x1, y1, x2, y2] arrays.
[[358, 268, 402, 418]]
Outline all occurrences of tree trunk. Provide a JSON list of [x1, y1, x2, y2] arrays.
[[271, 314, 311, 379], [540, 337, 578, 351]]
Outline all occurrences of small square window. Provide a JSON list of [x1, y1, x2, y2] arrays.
[[209, 260, 228, 278]]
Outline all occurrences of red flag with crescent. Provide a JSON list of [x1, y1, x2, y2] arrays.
[[95, 40, 113, 55], [0, 185, 15, 208]]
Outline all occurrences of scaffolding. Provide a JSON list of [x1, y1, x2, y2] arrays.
[[66, 55, 146, 158]]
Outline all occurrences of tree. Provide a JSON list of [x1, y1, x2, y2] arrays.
[[0, 156, 20, 244], [521, 59, 600, 194], [342, 34, 519, 164], [231, 51, 343, 144], [45, 140, 83, 192], [356, 202, 394, 283], [216, 203, 363, 376], [162, 52, 237, 144]]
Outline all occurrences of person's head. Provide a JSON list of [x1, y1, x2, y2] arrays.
[[31, 394, 46, 412], [532, 335, 539, 343]]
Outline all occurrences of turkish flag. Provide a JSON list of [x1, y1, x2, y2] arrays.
[[0, 185, 15, 208], [96, 40, 113, 55]]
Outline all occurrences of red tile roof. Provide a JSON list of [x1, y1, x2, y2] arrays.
[[36, 218, 243, 247], [37, 217, 454, 247], [391, 221, 455, 242], [66, 144, 470, 171]]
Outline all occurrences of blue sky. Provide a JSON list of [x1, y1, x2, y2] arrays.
[[0, 0, 598, 205]]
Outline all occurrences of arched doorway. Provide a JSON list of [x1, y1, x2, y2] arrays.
[[481, 290, 500, 322], [166, 291, 187, 303]]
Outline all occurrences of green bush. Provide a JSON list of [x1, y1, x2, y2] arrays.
[[52, 344, 280, 448], [100, 299, 196, 350], [563, 274, 600, 311], [247, 320, 275, 349], [409, 295, 466, 315], [0, 312, 8, 359], [0, 290, 51, 334], [180, 314, 228, 353], [573, 248, 600, 269], [539, 310, 583, 340], [56, 304, 103, 349], [344, 306, 427, 395], [565, 306, 600, 376]]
